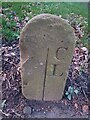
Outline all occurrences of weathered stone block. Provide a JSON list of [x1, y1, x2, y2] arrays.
[[20, 14, 76, 101]]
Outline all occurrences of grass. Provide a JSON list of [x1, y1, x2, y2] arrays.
[[2, 2, 88, 44], [2, 2, 88, 18]]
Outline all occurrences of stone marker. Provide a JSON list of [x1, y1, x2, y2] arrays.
[[20, 14, 76, 101]]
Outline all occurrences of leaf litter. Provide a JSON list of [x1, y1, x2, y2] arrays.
[[1, 4, 89, 118]]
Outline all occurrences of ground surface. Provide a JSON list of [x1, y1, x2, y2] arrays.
[[1, 40, 89, 118], [1, 2, 89, 118]]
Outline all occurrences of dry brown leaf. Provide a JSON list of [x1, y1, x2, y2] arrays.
[[82, 105, 88, 113], [74, 103, 78, 110]]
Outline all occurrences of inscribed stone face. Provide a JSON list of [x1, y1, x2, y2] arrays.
[[20, 14, 76, 101]]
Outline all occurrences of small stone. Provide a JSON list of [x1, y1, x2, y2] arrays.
[[23, 106, 32, 115]]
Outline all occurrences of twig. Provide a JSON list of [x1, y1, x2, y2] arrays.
[[4, 60, 21, 72], [81, 87, 89, 102], [7, 79, 11, 88], [78, 73, 88, 81], [0, 109, 10, 117], [12, 109, 23, 117]]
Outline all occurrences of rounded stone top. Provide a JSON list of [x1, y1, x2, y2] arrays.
[[20, 14, 75, 40]]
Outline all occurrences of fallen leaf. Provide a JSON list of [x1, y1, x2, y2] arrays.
[[82, 105, 88, 113], [64, 100, 67, 105], [67, 94, 72, 100], [74, 89, 79, 94], [74, 103, 78, 110]]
